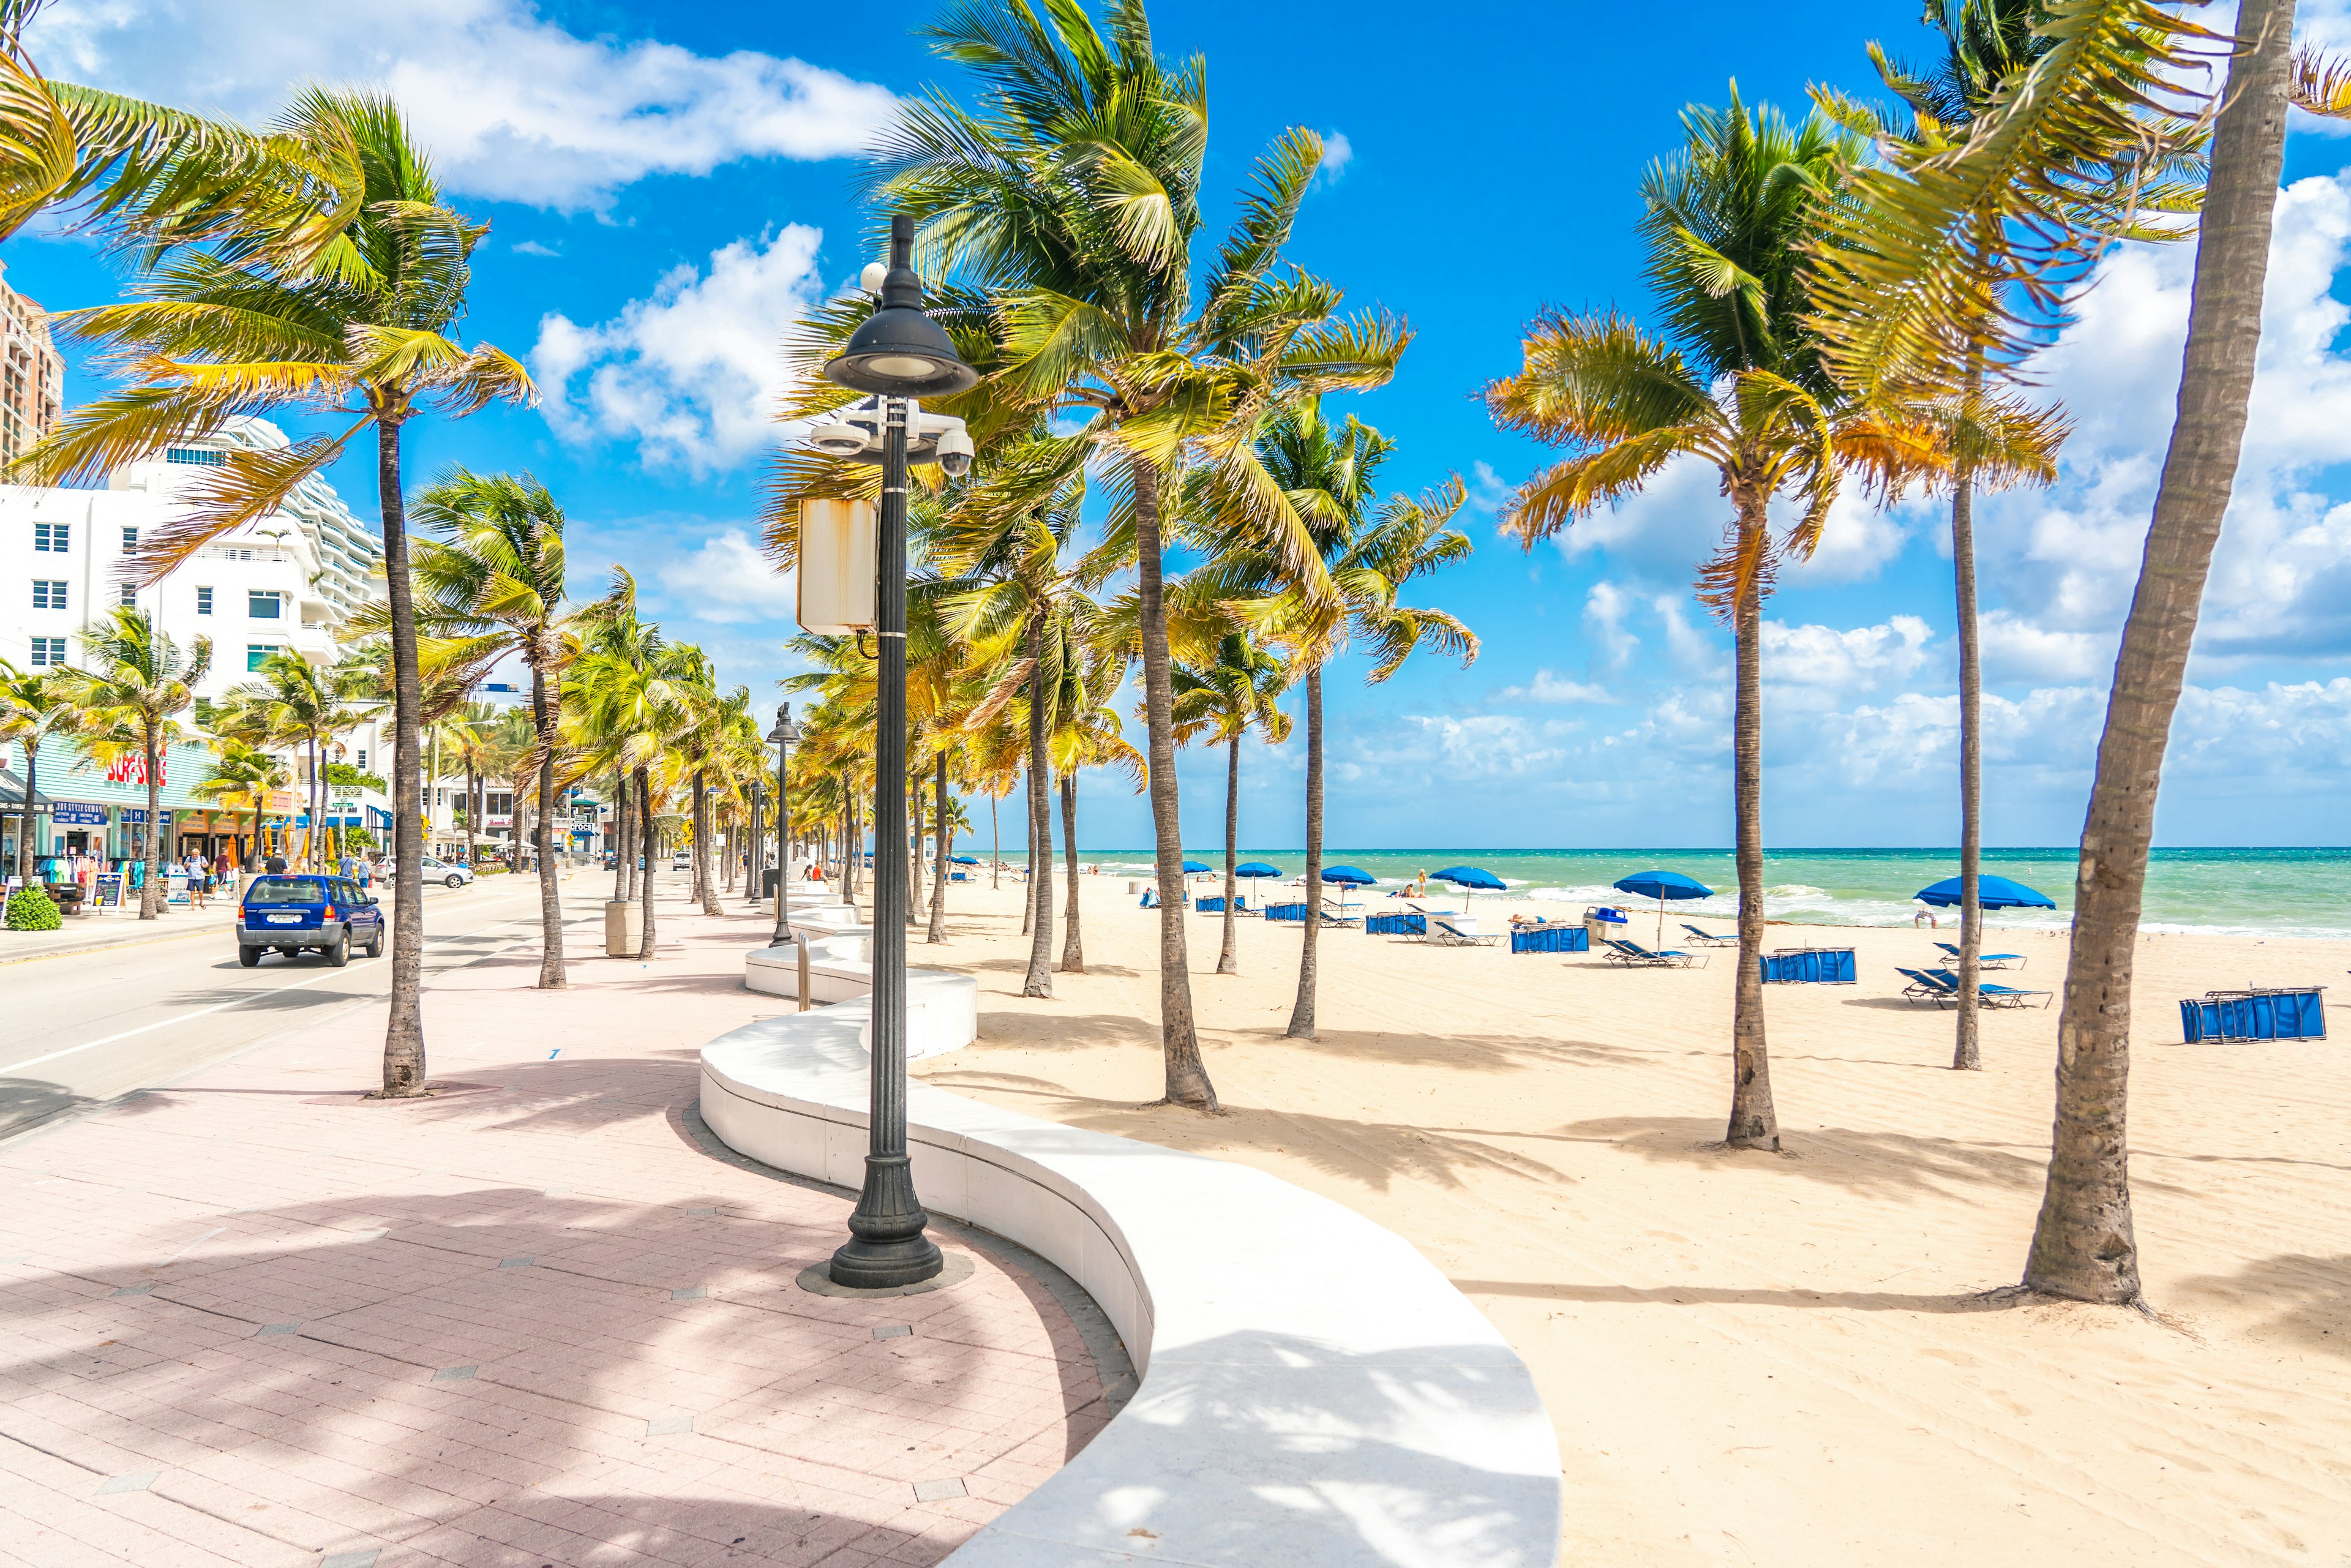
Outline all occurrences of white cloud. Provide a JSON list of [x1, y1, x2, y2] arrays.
[[511, 239, 559, 258], [29, 0, 896, 209], [1584, 580, 1640, 669], [1979, 609, 2110, 685], [1319, 131, 1354, 182], [651, 528, 793, 625], [1545, 449, 1724, 583], [1466, 459, 1512, 520], [1495, 670, 1613, 704], [533, 226, 824, 472], [1761, 615, 1933, 692]]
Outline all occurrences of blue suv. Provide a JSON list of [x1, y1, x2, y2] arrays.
[[237, 874, 386, 967]]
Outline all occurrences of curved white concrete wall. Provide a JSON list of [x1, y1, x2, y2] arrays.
[[707, 959, 1562, 1565]]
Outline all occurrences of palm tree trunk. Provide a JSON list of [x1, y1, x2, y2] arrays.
[[1022, 617, 1054, 998], [990, 793, 1000, 890], [1952, 468, 1983, 1069], [531, 658, 564, 988], [928, 753, 950, 945], [1130, 456, 1212, 1107], [1020, 773, 1033, 937], [612, 771, 629, 903], [1218, 732, 1239, 975], [696, 768, 721, 916], [635, 763, 656, 959], [1726, 507, 1779, 1149], [906, 771, 922, 928], [1286, 666, 1324, 1040], [1059, 768, 1082, 973], [17, 739, 35, 884], [2024, 0, 2290, 1304], [377, 416, 428, 1096], [464, 765, 478, 872], [140, 723, 161, 920]]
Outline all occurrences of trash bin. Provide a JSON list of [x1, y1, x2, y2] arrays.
[[604, 899, 643, 957], [762, 868, 782, 898]]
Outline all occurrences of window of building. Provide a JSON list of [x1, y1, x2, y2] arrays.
[[356, 749, 367, 773], [249, 590, 282, 619], [32, 579, 65, 609], [195, 586, 213, 615], [246, 643, 282, 672], [32, 520, 67, 552], [488, 793, 512, 817], [118, 582, 137, 606], [28, 636, 64, 666], [165, 448, 226, 466], [121, 525, 138, 551]]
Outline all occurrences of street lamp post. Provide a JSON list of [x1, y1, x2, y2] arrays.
[[767, 703, 800, 943], [812, 213, 977, 1290]]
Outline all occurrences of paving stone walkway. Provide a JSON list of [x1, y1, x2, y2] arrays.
[[0, 890, 1112, 1567]]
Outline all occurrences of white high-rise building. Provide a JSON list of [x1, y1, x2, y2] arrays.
[[0, 418, 390, 872]]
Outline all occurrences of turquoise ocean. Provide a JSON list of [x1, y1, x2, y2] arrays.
[[1044, 848, 2351, 939]]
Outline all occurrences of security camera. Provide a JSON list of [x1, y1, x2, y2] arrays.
[[808, 419, 869, 457], [936, 425, 974, 478]]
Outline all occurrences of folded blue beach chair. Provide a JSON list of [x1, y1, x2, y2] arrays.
[[1603, 938, 1703, 969], [1680, 923, 1738, 947], [1934, 941, 2024, 970]]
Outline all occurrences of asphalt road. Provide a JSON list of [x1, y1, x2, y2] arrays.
[[0, 872, 607, 1146]]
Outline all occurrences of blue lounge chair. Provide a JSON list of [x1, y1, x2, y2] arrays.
[[1318, 901, 1363, 928], [1681, 923, 1738, 948], [1934, 942, 2025, 969], [1603, 938, 1704, 969], [1925, 968, 2050, 1008], [1264, 901, 1308, 923]]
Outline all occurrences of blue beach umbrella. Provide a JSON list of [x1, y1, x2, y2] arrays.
[[1914, 875, 2055, 910], [1319, 864, 1376, 909], [951, 855, 979, 865], [1613, 869, 1716, 946], [1235, 861, 1283, 879], [1181, 858, 1211, 875], [1433, 865, 1506, 910]]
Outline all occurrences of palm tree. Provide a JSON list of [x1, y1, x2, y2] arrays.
[[0, 658, 73, 882], [56, 606, 210, 918], [2015, 0, 2301, 1303], [193, 735, 290, 875], [1201, 400, 1477, 1036], [566, 598, 699, 961], [24, 88, 533, 1096], [1484, 89, 1929, 1149], [1811, 1, 2137, 1063], [1171, 632, 1291, 975], [409, 468, 573, 986], [878, 0, 1406, 1109]]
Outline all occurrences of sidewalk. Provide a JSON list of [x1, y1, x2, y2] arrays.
[[0, 890, 1116, 1567], [0, 905, 238, 966]]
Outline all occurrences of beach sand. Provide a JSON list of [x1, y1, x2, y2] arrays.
[[893, 872, 2351, 1565]]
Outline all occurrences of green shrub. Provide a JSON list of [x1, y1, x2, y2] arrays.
[[6, 884, 61, 931]]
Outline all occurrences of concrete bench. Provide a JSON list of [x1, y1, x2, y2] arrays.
[[709, 954, 1562, 1564]]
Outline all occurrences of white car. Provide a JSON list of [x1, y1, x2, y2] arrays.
[[672, 851, 691, 872], [384, 855, 474, 889]]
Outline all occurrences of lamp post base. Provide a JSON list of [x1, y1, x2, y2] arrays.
[[829, 1153, 942, 1288]]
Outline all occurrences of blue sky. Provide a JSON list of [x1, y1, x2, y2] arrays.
[[14, 0, 2351, 851]]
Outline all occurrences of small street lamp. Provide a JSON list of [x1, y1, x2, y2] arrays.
[[767, 703, 800, 943], [808, 213, 976, 1291]]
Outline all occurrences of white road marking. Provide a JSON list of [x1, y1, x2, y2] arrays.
[[0, 903, 547, 1078]]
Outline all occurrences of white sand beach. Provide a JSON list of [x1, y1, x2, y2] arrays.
[[899, 874, 2351, 1566]]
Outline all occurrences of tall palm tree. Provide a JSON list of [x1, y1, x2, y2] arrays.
[[0, 658, 73, 882], [1171, 632, 1291, 975], [24, 88, 534, 1097], [568, 601, 699, 961], [2018, 0, 2301, 1302], [409, 468, 573, 986], [56, 607, 210, 918], [1811, 1, 2143, 1063], [1485, 89, 1929, 1149], [1202, 400, 1477, 1037], [878, 0, 1405, 1109]]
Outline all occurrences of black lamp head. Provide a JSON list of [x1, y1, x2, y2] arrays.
[[823, 216, 980, 400]]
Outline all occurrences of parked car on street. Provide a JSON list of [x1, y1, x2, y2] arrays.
[[672, 851, 691, 872], [237, 874, 385, 967], [380, 855, 476, 889]]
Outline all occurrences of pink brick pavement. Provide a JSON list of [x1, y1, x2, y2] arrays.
[[0, 885, 1112, 1567]]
